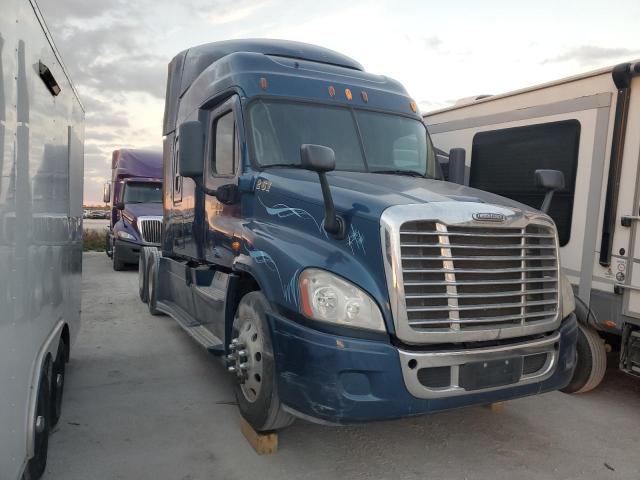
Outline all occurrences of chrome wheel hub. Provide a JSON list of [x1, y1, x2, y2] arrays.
[[227, 318, 263, 403]]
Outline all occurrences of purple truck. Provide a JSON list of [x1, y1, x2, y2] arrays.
[[103, 149, 163, 270]]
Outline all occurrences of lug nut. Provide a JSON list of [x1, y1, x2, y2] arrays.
[[227, 366, 236, 373], [237, 350, 247, 357], [239, 363, 248, 370]]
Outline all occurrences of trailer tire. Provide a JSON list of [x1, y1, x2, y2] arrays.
[[112, 244, 125, 271], [561, 322, 607, 394], [147, 250, 162, 316], [232, 292, 294, 432], [24, 359, 52, 480], [50, 338, 67, 428], [139, 248, 149, 303]]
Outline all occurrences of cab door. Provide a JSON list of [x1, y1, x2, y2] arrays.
[[203, 96, 243, 267]]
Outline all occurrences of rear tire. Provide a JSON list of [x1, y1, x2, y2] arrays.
[[561, 323, 607, 393], [231, 292, 294, 432], [139, 248, 149, 303], [24, 359, 52, 480], [50, 339, 67, 428], [112, 244, 125, 271], [147, 250, 162, 316]]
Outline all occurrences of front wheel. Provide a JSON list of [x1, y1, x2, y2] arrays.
[[229, 292, 294, 432], [112, 244, 125, 271], [138, 248, 149, 303], [561, 323, 607, 393]]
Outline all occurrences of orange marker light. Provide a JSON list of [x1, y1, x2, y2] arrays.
[[410, 101, 418, 113], [299, 277, 313, 317], [345, 88, 353, 101], [604, 320, 616, 328], [328, 85, 336, 97], [260, 77, 268, 90], [231, 240, 241, 253], [361, 91, 368, 103]]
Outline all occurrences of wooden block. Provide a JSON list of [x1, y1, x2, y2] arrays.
[[486, 401, 506, 412], [239, 416, 278, 455]]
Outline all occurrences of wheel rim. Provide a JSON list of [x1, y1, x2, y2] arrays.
[[234, 317, 264, 403]]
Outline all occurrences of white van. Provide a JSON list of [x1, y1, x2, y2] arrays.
[[0, 1, 84, 478], [424, 61, 640, 393]]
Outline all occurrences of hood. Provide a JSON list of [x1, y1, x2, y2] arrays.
[[123, 202, 163, 220], [258, 169, 538, 222]]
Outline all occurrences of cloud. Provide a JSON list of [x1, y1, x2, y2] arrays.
[[207, 1, 271, 25], [543, 45, 639, 66], [424, 36, 442, 50]]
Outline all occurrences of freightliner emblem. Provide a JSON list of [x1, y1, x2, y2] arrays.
[[472, 212, 506, 222]]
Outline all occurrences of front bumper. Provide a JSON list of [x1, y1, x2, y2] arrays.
[[113, 238, 159, 264], [269, 312, 577, 424]]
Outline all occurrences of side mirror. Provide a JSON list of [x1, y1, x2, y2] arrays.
[[103, 182, 111, 203], [300, 144, 344, 238], [535, 169, 565, 214], [178, 121, 204, 178], [448, 148, 466, 185], [115, 201, 125, 210], [300, 144, 336, 172]]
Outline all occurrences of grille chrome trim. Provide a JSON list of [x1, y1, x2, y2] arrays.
[[381, 202, 561, 344], [138, 216, 162, 245]]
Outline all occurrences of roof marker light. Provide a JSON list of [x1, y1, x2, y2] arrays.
[[361, 91, 368, 103], [410, 101, 418, 113], [260, 77, 268, 90], [345, 88, 353, 101], [328, 85, 336, 97]]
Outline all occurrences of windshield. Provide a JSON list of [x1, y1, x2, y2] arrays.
[[247, 100, 436, 177], [123, 183, 162, 204]]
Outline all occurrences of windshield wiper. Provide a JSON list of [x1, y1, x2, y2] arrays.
[[371, 169, 425, 178]]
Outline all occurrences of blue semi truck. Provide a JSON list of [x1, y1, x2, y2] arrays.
[[138, 39, 578, 431]]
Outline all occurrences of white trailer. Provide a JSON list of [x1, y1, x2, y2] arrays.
[[424, 61, 640, 393], [0, 1, 84, 478]]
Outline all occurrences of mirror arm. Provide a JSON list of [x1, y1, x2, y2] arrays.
[[192, 176, 217, 197], [318, 172, 345, 238], [540, 190, 554, 214]]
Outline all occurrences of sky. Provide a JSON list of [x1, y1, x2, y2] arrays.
[[36, 0, 640, 205]]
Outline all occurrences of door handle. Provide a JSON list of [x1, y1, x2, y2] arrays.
[[621, 215, 640, 227]]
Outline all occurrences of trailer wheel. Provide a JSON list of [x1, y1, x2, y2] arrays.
[[112, 244, 125, 271], [230, 292, 294, 432], [138, 248, 149, 303], [50, 339, 67, 428], [24, 359, 52, 480], [147, 251, 162, 316], [561, 323, 607, 393]]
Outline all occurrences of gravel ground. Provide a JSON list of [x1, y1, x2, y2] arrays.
[[44, 252, 640, 480]]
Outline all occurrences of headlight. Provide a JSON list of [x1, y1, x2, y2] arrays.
[[299, 268, 386, 332], [561, 273, 575, 318], [116, 230, 136, 241]]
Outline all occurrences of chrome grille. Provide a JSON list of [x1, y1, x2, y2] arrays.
[[138, 217, 162, 244], [399, 221, 559, 332]]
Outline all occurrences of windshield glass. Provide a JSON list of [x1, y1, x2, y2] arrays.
[[248, 100, 436, 177], [123, 183, 162, 204]]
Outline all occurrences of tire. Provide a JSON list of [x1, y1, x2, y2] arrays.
[[50, 339, 67, 428], [24, 359, 52, 480], [231, 291, 294, 432], [147, 251, 162, 316], [105, 232, 113, 258], [138, 248, 149, 303], [112, 244, 125, 271], [561, 323, 607, 393]]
